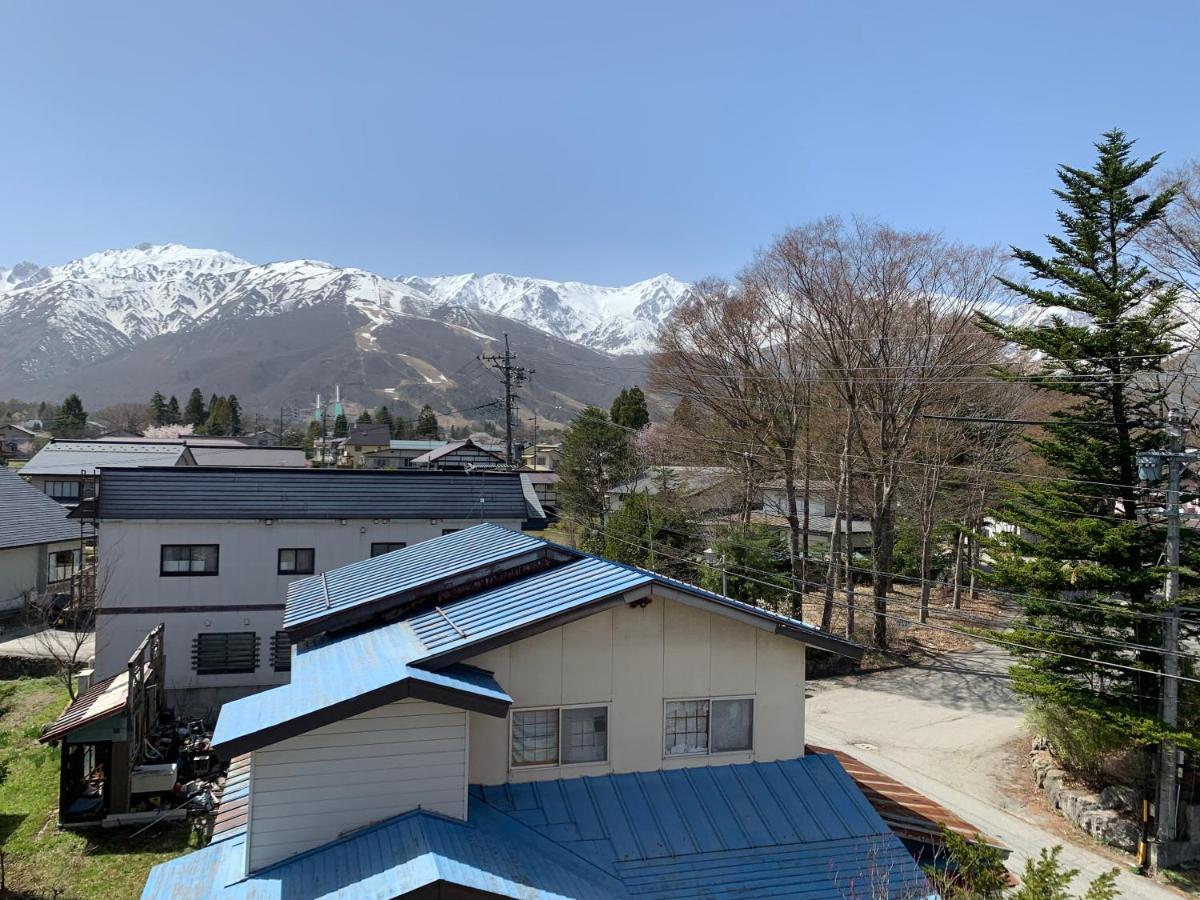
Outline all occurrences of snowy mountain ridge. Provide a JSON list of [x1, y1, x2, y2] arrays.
[[0, 244, 690, 364]]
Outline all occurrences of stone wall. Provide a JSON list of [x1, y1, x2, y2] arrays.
[[1029, 746, 1142, 852]]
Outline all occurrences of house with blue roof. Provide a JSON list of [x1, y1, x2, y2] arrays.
[[143, 524, 933, 899]]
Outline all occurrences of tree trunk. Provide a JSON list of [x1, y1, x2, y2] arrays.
[[782, 446, 802, 619], [951, 525, 965, 610], [968, 528, 980, 602], [918, 528, 932, 624], [821, 467, 845, 633], [844, 448, 855, 635], [871, 505, 893, 649], [801, 398, 811, 601]]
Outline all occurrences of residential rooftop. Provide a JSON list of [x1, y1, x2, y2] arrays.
[[0, 468, 91, 550]]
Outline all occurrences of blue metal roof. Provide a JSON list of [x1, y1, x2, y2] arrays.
[[211, 622, 511, 757], [408, 556, 650, 660], [142, 756, 931, 899], [283, 523, 548, 633]]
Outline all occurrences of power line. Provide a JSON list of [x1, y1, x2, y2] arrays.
[[480, 334, 531, 465]]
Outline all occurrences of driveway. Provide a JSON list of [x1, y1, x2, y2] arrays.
[[806, 645, 1182, 899], [0, 621, 94, 662]]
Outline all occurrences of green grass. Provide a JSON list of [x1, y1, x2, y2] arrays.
[[0, 676, 200, 899]]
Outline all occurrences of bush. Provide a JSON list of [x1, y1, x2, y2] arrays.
[[1027, 702, 1140, 782]]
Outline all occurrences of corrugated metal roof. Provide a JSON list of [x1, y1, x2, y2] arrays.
[[0, 468, 88, 550], [20, 440, 189, 476], [142, 756, 928, 899], [39, 672, 127, 743], [143, 803, 625, 899], [188, 446, 308, 467], [284, 523, 549, 631], [93, 466, 544, 523], [408, 556, 651, 658], [211, 621, 511, 756], [388, 439, 449, 451], [412, 438, 503, 465], [210, 754, 250, 845], [475, 755, 930, 899], [807, 745, 1006, 852]]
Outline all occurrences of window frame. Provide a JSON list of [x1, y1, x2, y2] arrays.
[[159, 544, 220, 577], [44, 480, 82, 502], [508, 703, 611, 771], [663, 695, 755, 759], [47, 548, 80, 583], [271, 630, 292, 672], [192, 631, 259, 675], [277, 547, 315, 575], [369, 542, 407, 558]]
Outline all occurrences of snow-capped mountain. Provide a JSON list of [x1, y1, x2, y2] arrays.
[[0, 243, 688, 410], [400, 271, 691, 354]]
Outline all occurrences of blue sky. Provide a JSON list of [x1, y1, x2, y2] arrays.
[[2, 1, 1197, 284]]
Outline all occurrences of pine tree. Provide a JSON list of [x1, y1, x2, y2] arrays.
[[376, 406, 393, 429], [303, 420, 322, 458], [610, 386, 650, 430], [204, 397, 231, 436], [559, 406, 638, 528], [53, 393, 88, 437], [149, 391, 168, 425], [977, 130, 1198, 751], [227, 394, 243, 435], [356, 410, 373, 425], [333, 413, 349, 438], [184, 388, 207, 426], [166, 395, 181, 424], [416, 404, 440, 439]]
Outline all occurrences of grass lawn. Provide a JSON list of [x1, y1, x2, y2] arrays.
[[0, 676, 200, 899]]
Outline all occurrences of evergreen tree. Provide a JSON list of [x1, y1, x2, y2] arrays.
[[166, 395, 181, 424], [53, 393, 88, 437], [227, 394, 243, 435], [598, 489, 701, 580], [559, 406, 638, 528], [416, 404, 440, 438], [356, 410, 373, 425], [610, 385, 650, 430], [184, 388, 207, 426], [376, 405, 393, 429], [977, 131, 1198, 750], [700, 525, 791, 607], [303, 420, 322, 458], [149, 391, 168, 425], [204, 396, 231, 436], [333, 413, 349, 438]]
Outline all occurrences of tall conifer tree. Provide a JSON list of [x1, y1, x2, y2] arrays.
[[977, 130, 1197, 748]]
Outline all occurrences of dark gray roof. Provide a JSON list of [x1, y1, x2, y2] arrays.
[[188, 446, 308, 467], [21, 440, 192, 476], [93, 467, 546, 525], [0, 468, 88, 550]]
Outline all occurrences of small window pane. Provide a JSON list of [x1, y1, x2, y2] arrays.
[[665, 700, 709, 756], [272, 631, 292, 672], [512, 709, 559, 766], [562, 707, 607, 764], [370, 542, 407, 558], [161, 545, 218, 576], [278, 548, 315, 575], [161, 546, 192, 573], [711, 698, 754, 752]]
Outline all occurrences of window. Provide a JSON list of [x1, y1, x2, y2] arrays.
[[48, 549, 79, 583], [160, 545, 219, 576], [45, 480, 81, 502], [271, 631, 292, 672], [370, 542, 406, 558], [664, 698, 753, 756], [192, 632, 258, 674], [511, 706, 608, 768], [441, 528, 460, 536], [277, 548, 315, 575]]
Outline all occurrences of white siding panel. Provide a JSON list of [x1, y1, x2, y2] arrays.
[[247, 698, 466, 872]]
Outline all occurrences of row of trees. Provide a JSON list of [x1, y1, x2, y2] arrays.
[[149, 388, 244, 435]]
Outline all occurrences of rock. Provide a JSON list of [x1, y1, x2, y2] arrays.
[[1031, 735, 1050, 752], [1044, 769, 1068, 808], [1081, 809, 1140, 853], [1098, 785, 1139, 812], [1060, 789, 1101, 825]]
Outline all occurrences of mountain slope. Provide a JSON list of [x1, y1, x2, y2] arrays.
[[0, 244, 678, 418]]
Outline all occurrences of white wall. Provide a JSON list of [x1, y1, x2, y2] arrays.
[[0, 544, 40, 608], [94, 516, 527, 691], [465, 595, 806, 785], [246, 699, 467, 872]]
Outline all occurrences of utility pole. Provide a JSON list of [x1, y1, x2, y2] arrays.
[[1137, 407, 1186, 864], [480, 334, 531, 465]]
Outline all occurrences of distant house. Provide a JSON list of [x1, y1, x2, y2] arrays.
[[411, 438, 504, 471], [342, 424, 394, 467], [363, 439, 449, 469], [84, 467, 547, 712], [143, 525, 935, 899], [525, 470, 559, 516], [240, 429, 281, 447], [757, 478, 873, 556], [0, 468, 90, 614], [21, 439, 197, 504], [520, 441, 562, 472], [0, 423, 37, 461], [610, 465, 747, 517], [186, 443, 308, 468]]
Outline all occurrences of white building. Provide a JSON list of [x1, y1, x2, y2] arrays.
[[143, 524, 936, 898], [85, 466, 546, 712]]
